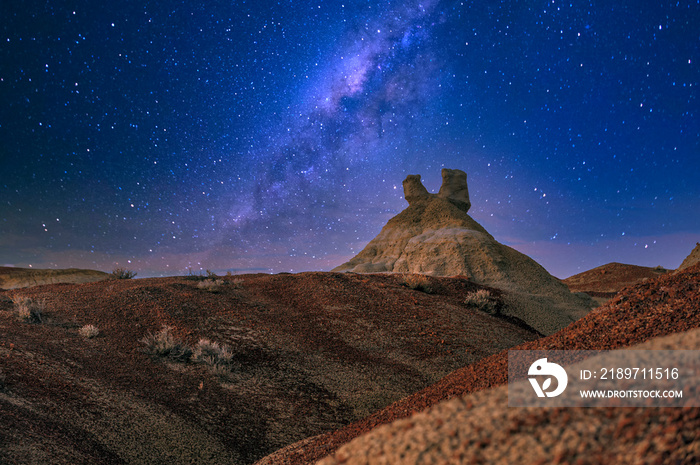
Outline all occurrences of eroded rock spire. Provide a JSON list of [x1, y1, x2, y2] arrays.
[[402, 168, 471, 212]]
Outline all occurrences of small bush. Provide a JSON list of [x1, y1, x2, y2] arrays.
[[464, 289, 498, 314], [192, 338, 234, 368], [184, 268, 207, 281], [111, 268, 137, 279], [79, 324, 99, 339], [13, 296, 44, 323], [231, 278, 244, 288], [141, 326, 192, 362], [402, 273, 434, 293], [197, 279, 224, 292]]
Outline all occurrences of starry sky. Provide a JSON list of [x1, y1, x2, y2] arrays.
[[1, 0, 698, 278]]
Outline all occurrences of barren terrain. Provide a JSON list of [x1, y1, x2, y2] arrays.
[[0, 272, 537, 464], [262, 263, 700, 464], [563, 262, 672, 304]]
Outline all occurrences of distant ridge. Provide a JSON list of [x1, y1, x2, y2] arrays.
[[0, 266, 109, 289], [563, 262, 671, 300]]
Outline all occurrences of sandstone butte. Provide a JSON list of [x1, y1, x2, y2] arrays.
[[333, 168, 595, 335]]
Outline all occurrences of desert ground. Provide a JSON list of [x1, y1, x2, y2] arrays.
[[1, 261, 698, 464], [1, 271, 539, 464]]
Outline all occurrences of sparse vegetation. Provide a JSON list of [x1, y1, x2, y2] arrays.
[[0, 369, 5, 391], [184, 268, 208, 281], [140, 326, 192, 361], [79, 324, 100, 339], [13, 296, 44, 323], [402, 273, 434, 293], [192, 338, 234, 369], [197, 279, 225, 292], [232, 278, 244, 288], [464, 289, 498, 314], [111, 268, 137, 279]]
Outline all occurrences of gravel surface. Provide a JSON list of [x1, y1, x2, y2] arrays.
[[319, 328, 700, 465]]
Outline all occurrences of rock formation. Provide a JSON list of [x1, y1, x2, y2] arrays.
[[333, 169, 594, 334], [402, 168, 471, 211], [677, 242, 700, 273]]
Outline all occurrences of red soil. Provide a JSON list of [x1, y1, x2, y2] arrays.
[[0, 272, 538, 464], [268, 263, 700, 464]]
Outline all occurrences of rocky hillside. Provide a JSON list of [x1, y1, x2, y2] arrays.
[[0, 272, 539, 464], [318, 327, 700, 465], [677, 242, 700, 272], [261, 262, 700, 465]]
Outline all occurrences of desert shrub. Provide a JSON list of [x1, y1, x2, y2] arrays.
[[184, 268, 207, 281], [464, 289, 498, 314], [13, 296, 44, 323], [79, 324, 99, 339], [197, 279, 225, 292], [192, 338, 234, 368], [231, 278, 244, 288], [141, 326, 192, 362], [111, 268, 137, 279], [402, 273, 434, 293]]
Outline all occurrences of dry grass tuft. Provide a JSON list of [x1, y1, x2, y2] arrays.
[[13, 296, 45, 323], [402, 273, 434, 294], [192, 338, 234, 369], [141, 326, 192, 362], [197, 279, 225, 292], [79, 324, 100, 339], [464, 289, 498, 314]]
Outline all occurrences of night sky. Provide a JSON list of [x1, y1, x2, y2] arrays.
[[1, 1, 698, 279]]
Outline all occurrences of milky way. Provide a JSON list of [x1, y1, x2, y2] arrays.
[[1, 1, 698, 277]]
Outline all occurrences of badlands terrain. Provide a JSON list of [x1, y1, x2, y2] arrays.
[[1, 171, 698, 464], [0, 272, 539, 464]]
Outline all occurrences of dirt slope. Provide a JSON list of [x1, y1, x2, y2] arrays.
[[678, 242, 700, 272], [0, 272, 538, 464], [319, 327, 700, 465], [259, 263, 700, 464]]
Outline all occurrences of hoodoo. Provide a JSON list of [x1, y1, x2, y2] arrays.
[[334, 169, 594, 334]]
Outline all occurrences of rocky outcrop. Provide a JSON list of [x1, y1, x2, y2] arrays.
[[402, 168, 471, 212], [333, 169, 595, 334], [677, 242, 700, 272], [437, 168, 470, 211]]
